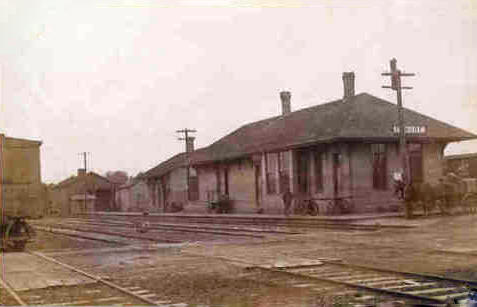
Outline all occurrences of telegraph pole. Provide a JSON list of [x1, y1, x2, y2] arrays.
[[382, 58, 415, 183], [79, 152, 89, 213], [176, 129, 196, 201]]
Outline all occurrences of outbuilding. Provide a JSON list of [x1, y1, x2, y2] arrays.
[[0, 134, 45, 217], [444, 152, 477, 178], [50, 169, 116, 215]]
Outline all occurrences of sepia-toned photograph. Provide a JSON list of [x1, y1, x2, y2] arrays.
[[1, 0, 477, 306]]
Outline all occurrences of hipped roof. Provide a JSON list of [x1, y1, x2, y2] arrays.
[[55, 171, 112, 190], [145, 92, 477, 179]]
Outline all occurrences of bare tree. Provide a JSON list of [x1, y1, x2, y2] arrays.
[[106, 171, 129, 185]]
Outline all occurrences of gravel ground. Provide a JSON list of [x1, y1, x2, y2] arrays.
[[4, 214, 477, 306], [26, 229, 123, 252]]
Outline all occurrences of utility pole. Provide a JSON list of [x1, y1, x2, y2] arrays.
[[79, 152, 89, 213], [176, 129, 196, 201], [382, 58, 415, 184]]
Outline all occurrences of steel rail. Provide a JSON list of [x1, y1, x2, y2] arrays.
[[68, 218, 302, 235], [33, 225, 128, 245], [54, 220, 268, 238], [27, 251, 157, 305], [83, 212, 409, 226], [78, 215, 392, 231], [30, 224, 181, 243], [0, 273, 27, 306]]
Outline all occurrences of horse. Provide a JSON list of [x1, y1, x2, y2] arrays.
[[403, 181, 448, 218]]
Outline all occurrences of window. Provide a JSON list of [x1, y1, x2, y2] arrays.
[[266, 153, 278, 194], [314, 151, 323, 192], [371, 144, 387, 190]]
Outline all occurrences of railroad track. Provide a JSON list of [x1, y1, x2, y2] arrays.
[[31, 220, 270, 244], [64, 218, 302, 235], [31, 215, 390, 248], [247, 261, 474, 305], [81, 213, 397, 231], [30, 216, 308, 245], [0, 251, 169, 306]]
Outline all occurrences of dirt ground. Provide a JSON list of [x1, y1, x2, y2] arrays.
[[4, 214, 477, 306], [26, 229, 123, 252]]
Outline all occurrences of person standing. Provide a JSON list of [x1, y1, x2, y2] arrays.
[[392, 169, 405, 199], [282, 189, 293, 216]]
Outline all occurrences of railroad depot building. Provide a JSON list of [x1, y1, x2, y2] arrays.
[[144, 73, 477, 214], [0, 134, 45, 217], [50, 169, 116, 215]]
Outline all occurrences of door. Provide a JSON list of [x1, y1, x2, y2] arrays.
[[254, 165, 261, 207], [408, 144, 423, 183], [296, 150, 310, 194], [224, 167, 229, 196], [332, 153, 340, 197]]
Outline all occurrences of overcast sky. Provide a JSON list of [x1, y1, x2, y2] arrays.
[[1, 0, 476, 183]]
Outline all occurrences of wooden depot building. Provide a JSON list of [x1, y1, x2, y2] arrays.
[[144, 72, 477, 214]]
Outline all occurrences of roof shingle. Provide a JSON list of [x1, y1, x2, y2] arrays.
[[145, 92, 477, 178]]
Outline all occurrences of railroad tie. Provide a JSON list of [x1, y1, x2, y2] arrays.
[[329, 290, 359, 296], [380, 282, 437, 291], [332, 273, 380, 281], [314, 271, 355, 278], [352, 295, 378, 302], [125, 286, 141, 290], [433, 292, 469, 301], [154, 300, 172, 305], [141, 293, 159, 298], [39, 296, 123, 306], [132, 289, 151, 295], [407, 286, 459, 295], [291, 283, 315, 288], [355, 277, 403, 285]]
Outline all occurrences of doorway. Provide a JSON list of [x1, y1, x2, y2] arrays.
[[254, 165, 261, 207], [408, 144, 423, 183], [332, 153, 340, 197], [296, 150, 310, 194]]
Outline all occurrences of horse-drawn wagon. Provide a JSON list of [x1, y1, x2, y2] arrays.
[[460, 178, 477, 214], [403, 173, 477, 218]]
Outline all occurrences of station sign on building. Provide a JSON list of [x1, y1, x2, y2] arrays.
[[392, 126, 427, 134]]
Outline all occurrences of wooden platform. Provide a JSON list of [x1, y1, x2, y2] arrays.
[[0, 252, 95, 291]]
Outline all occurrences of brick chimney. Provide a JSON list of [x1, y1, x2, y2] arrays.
[[342, 72, 355, 100], [280, 91, 291, 115], [186, 137, 195, 153], [77, 168, 86, 177]]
